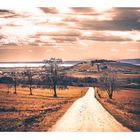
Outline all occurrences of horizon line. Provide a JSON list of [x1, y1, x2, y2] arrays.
[[0, 58, 140, 63]]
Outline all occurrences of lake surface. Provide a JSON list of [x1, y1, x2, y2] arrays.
[[0, 62, 77, 68]]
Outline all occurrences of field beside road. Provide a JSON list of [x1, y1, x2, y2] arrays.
[[0, 85, 87, 131], [97, 88, 140, 131]]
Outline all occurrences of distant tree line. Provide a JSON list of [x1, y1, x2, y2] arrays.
[[0, 74, 97, 95], [33, 76, 97, 87], [91, 59, 115, 65], [127, 77, 140, 84], [16, 76, 97, 88]]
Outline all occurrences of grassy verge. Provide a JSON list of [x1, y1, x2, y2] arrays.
[[96, 88, 140, 131]]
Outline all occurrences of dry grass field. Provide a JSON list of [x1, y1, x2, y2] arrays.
[[97, 88, 140, 131], [0, 84, 88, 131]]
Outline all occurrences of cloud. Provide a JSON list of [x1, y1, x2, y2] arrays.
[[77, 8, 140, 31], [35, 29, 81, 37], [81, 30, 140, 42], [71, 7, 94, 14], [63, 8, 114, 22], [0, 42, 18, 47], [78, 19, 140, 31], [114, 8, 140, 21], [0, 9, 17, 18], [0, 35, 4, 39], [28, 37, 56, 47], [39, 7, 59, 14], [81, 32, 132, 42], [31, 29, 81, 44], [52, 36, 78, 43]]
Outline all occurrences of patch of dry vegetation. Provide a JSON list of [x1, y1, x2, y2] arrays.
[[0, 85, 87, 131], [97, 88, 140, 131]]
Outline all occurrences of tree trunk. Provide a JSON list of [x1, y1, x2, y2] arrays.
[[7, 84, 9, 94], [14, 81, 17, 94], [14, 84, 17, 94], [29, 85, 32, 95], [53, 84, 57, 97], [97, 64, 100, 72], [108, 91, 113, 99]]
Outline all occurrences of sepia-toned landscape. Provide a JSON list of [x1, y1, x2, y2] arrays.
[[0, 7, 140, 132]]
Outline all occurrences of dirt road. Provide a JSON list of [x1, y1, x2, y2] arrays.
[[50, 87, 131, 132]]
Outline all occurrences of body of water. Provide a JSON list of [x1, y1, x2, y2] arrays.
[[0, 62, 77, 68]]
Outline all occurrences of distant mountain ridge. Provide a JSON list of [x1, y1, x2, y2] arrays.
[[118, 58, 140, 65]]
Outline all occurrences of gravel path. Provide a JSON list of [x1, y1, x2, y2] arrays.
[[51, 87, 131, 132]]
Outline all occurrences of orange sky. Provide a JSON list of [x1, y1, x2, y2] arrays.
[[0, 7, 140, 61]]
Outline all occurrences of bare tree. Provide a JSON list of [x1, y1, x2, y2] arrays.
[[11, 72, 18, 94], [43, 58, 63, 97], [99, 72, 118, 99], [23, 69, 33, 95]]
